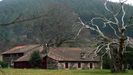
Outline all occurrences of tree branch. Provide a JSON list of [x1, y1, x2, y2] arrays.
[[0, 14, 45, 26], [104, 0, 119, 25], [121, 3, 126, 29], [74, 26, 84, 39], [108, 23, 120, 38], [90, 17, 110, 40]]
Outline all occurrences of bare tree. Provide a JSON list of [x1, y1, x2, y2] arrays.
[[32, 4, 80, 55], [78, 0, 132, 73]]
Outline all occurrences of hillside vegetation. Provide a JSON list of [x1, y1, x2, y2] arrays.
[[0, 0, 133, 50]]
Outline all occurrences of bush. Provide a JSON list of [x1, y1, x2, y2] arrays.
[[125, 47, 133, 69], [0, 61, 8, 68], [29, 51, 42, 68], [103, 54, 110, 69]]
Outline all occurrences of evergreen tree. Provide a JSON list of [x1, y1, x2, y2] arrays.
[[29, 51, 42, 68]]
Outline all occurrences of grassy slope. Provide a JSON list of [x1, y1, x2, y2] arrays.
[[0, 69, 133, 75]]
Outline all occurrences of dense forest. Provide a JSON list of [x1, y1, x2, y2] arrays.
[[0, 0, 133, 51]]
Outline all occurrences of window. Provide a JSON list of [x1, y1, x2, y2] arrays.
[[65, 62, 68, 68], [90, 63, 93, 69], [4, 54, 10, 57], [78, 62, 81, 68]]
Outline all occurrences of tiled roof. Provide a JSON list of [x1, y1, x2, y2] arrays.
[[47, 47, 100, 61], [2, 45, 100, 62], [2, 45, 40, 54], [15, 45, 43, 62]]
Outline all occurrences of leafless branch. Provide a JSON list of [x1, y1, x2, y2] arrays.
[[87, 16, 120, 38], [121, 3, 126, 29], [125, 24, 133, 28], [0, 14, 45, 26], [119, 0, 128, 3], [108, 23, 120, 38], [95, 44, 106, 54], [104, 0, 119, 25], [74, 26, 84, 39], [90, 18, 110, 40]]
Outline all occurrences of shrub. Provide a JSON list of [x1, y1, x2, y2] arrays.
[[29, 51, 42, 68], [0, 61, 8, 68]]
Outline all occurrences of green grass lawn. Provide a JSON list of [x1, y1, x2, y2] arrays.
[[0, 69, 133, 75]]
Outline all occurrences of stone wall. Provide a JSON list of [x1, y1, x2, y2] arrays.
[[58, 62, 65, 69], [47, 57, 58, 69], [69, 62, 78, 69], [81, 63, 90, 69], [57, 61, 101, 69], [38, 56, 101, 69], [58, 62, 79, 69], [93, 62, 102, 69]]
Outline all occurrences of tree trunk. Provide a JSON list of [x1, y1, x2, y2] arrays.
[[110, 30, 126, 73], [110, 47, 126, 73], [42, 44, 49, 69]]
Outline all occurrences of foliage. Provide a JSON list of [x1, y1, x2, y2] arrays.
[[0, 0, 133, 48], [102, 47, 133, 70], [0, 61, 8, 68], [29, 51, 42, 68], [102, 54, 110, 69], [125, 47, 133, 69]]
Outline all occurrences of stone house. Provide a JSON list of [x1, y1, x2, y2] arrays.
[[2, 45, 101, 69]]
